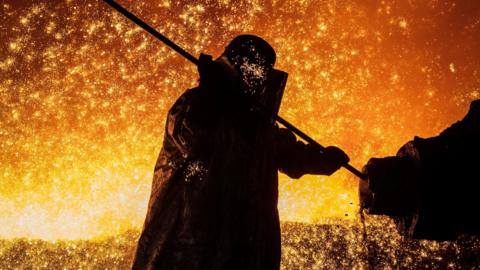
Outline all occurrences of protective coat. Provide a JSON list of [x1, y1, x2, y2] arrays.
[[132, 86, 337, 270]]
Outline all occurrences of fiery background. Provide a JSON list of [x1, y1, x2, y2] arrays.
[[1, 0, 479, 264]]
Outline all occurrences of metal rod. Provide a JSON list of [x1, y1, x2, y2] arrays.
[[103, 0, 199, 65], [102, 0, 366, 180]]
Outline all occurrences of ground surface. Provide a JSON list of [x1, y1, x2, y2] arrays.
[[1, 219, 479, 269]]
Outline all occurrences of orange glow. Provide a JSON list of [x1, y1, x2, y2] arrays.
[[1, 0, 479, 241]]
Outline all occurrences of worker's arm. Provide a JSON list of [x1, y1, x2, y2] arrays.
[[164, 54, 240, 159], [274, 127, 349, 179]]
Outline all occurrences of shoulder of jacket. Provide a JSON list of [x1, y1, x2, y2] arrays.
[[169, 88, 200, 112]]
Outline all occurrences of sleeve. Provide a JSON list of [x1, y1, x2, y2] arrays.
[[165, 88, 221, 159], [274, 127, 342, 178]]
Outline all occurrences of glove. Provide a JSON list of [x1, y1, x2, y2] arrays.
[[318, 146, 350, 175]]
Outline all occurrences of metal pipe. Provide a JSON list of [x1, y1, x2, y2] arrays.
[[103, 0, 199, 65]]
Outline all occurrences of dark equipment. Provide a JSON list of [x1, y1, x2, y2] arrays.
[[360, 100, 480, 240], [102, 0, 365, 180]]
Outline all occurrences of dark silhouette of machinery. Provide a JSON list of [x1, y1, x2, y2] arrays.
[[361, 100, 480, 240]]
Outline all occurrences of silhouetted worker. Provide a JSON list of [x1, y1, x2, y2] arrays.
[[132, 35, 349, 270]]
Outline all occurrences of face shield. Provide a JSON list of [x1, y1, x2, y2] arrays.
[[224, 35, 276, 97], [220, 35, 288, 125], [230, 48, 271, 96]]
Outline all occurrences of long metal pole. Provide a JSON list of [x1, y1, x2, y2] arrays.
[[103, 0, 199, 65], [102, 0, 366, 180]]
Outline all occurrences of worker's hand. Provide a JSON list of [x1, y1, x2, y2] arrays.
[[320, 146, 350, 175], [198, 53, 239, 91]]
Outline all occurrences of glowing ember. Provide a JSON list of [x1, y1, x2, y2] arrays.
[[0, 0, 479, 247], [184, 160, 208, 182]]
